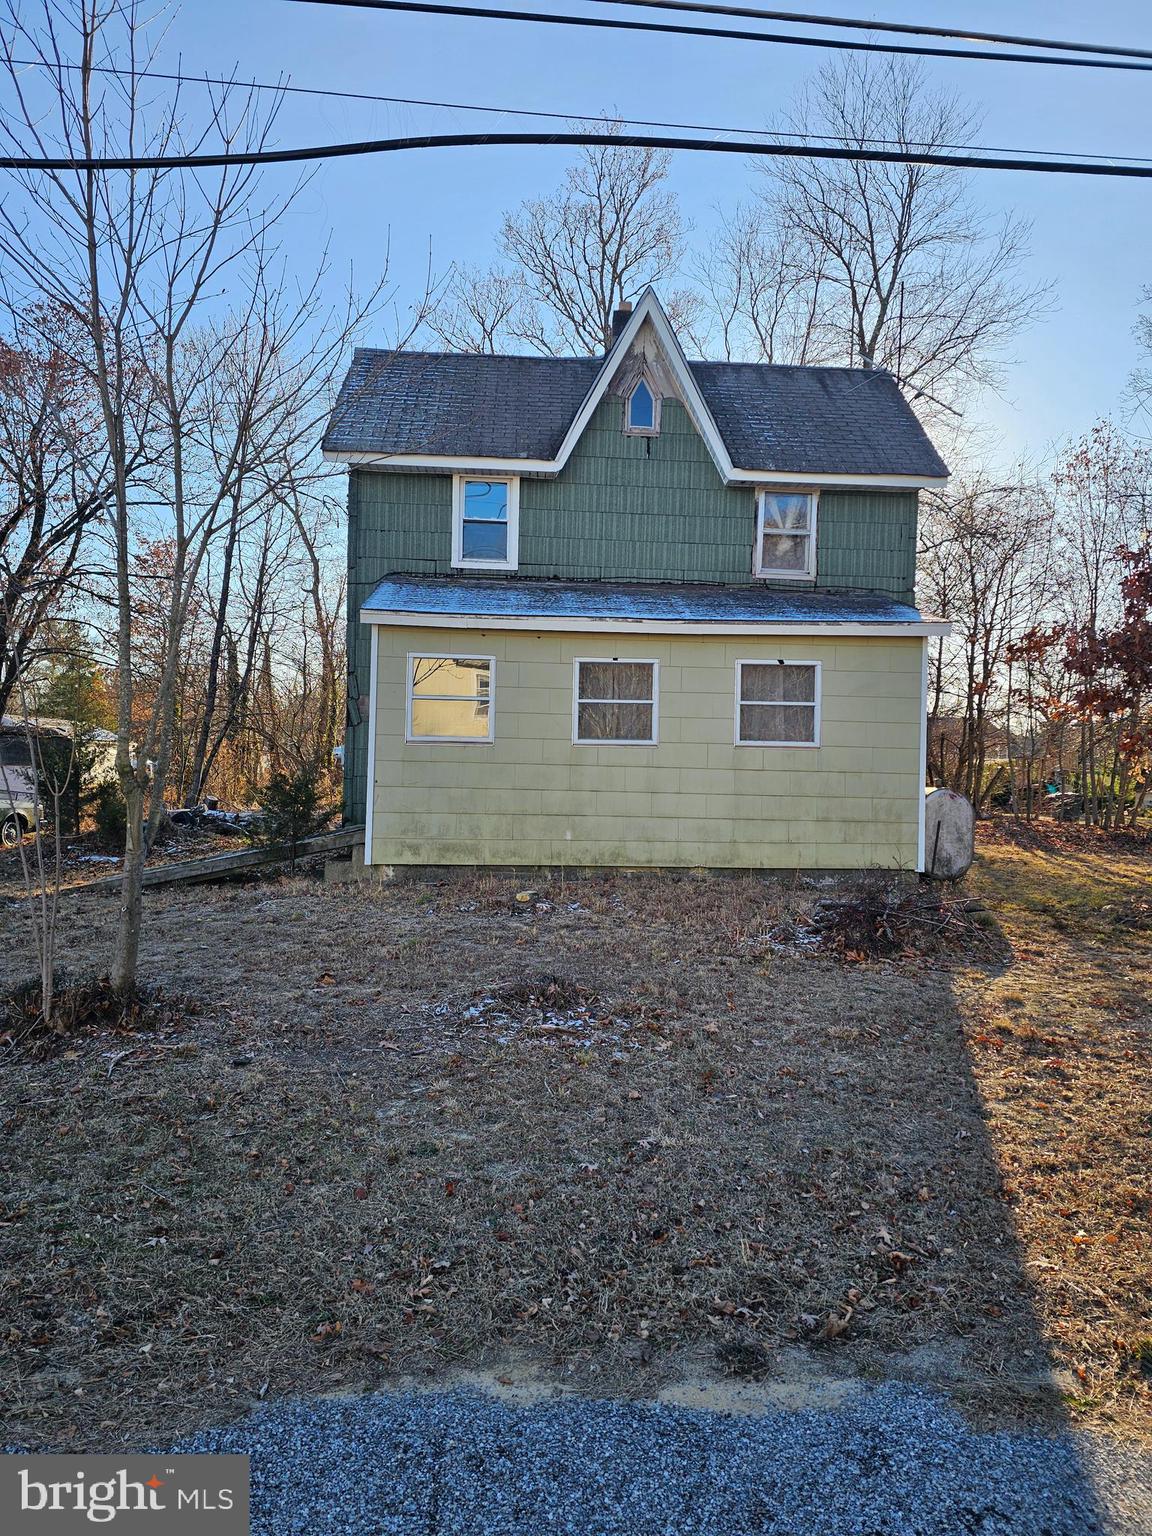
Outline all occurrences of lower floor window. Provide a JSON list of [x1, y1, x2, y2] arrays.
[[406, 654, 494, 741], [574, 659, 657, 743], [736, 660, 820, 745]]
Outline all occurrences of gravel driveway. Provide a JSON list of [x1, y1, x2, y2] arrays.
[[179, 1381, 1152, 1535]]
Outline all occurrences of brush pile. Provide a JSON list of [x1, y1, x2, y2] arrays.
[[796, 882, 1001, 962]]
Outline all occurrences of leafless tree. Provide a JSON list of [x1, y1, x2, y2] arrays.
[[426, 266, 528, 354], [429, 125, 697, 355], [0, 304, 120, 719], [697, 57, 1047, 413], [0, 0, 404, 992], [3, 683, 73, 1029], [918, 474, 1055, 810], [687, 204, 829, 364]]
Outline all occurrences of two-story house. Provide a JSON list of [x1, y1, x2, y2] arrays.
[[324, 289, 949, 873]]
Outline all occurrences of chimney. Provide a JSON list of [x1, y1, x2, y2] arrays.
[[610, 302, 633, 343]]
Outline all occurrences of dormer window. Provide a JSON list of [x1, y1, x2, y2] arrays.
[[625, 376, 660, 435]]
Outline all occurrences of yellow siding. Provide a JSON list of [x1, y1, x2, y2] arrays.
[[369, 627, 925, 869]]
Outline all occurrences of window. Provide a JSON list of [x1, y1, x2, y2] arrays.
[[735, 661, 820, 746], [406, 654, 494, 743], [452, 476, 519, 570], [625, 377, 660, 435], [755, 491, 817, 579], [0, 737, 33, 768], [573, 659, 658, 744]]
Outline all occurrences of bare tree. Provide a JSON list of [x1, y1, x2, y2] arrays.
[[697, 57, 1047, 412], [0, 304, 117, 719], [426, 267, 528, 354], [0, 0, 370, 992], [687, 204, 829, 363], [918, 474, 1054, 810], [3, 683, 73, 1030], [429, 125, 696, 355]]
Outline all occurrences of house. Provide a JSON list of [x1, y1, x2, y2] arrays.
[[0, 715, 118, 842], [323, 289, 950, 873]]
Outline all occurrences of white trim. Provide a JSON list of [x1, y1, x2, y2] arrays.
[[754, 489, 818, 582], [363, 624, 379, 863], [724, 469, 943, 488], [362, 607, 951, 639], [571, 657, 660, 745], [326, 449, 945, 490], [734, 659, 822, 748], [404, 652, 497, 744], [451, 474, 519, 571], [917, 636, 929, 873], [551, 290, 736, 478]]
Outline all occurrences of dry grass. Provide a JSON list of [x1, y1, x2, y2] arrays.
[[0, 834, 1149, 1450], [960, 820, 1152, 1427]]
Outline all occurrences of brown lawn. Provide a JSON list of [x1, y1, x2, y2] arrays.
[[1, 822, 1149, 1449]]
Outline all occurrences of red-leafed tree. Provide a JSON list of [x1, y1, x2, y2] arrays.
[[1012, 547, 1152, 828]]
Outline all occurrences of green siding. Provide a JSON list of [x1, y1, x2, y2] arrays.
[[343, 396, 920, 823]]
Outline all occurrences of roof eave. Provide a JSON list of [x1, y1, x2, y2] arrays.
[[325, 447, 948, 488], [358, 605, 951, 639]]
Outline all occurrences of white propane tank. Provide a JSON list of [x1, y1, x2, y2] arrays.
[[922, 787, 975, 880]]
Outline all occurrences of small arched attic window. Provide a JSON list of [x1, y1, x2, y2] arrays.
[[624, 375, 660, 435]]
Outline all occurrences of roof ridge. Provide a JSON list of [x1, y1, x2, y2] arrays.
[[354, 347, 597, 365]]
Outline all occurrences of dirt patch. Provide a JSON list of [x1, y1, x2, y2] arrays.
[[0, 854, 1149, 1450]]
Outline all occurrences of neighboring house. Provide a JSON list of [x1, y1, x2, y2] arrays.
[[0, 715, 117, 843], [324, 289, 950, 872]]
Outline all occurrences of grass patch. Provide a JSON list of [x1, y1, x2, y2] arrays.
[[0, 841, 1149, 1448]]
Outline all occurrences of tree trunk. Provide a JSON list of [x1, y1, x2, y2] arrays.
[[112, 779, 146, 996]]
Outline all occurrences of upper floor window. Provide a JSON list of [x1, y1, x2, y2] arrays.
[[452, 476, 519, 570], [624, 377, 660, 435], [755, 491, 817, 580]]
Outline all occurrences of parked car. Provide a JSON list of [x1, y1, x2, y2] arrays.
[[0, 733, 40, 846]]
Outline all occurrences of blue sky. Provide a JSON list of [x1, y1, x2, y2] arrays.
[[156, 1, 1152, 466]]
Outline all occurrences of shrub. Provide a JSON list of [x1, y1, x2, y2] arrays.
[[90, 781, 126, 849], [256, 766, 332, 871]]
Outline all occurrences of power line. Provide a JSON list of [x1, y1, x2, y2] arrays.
[[9, 55, 1151, 166], [584, 0, 1152, 64], [290, 0, 1152, 73], [6, 128, 1152, 176]]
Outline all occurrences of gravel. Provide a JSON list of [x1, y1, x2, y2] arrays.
[[175, 1382, 1152, 1535]]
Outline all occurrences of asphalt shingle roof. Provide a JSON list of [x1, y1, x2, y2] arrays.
[[361, 575, 928, 626], [324, 348, 948, 479], [691, 362, 948, 478]]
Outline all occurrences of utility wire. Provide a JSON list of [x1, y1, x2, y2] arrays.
[[6, 128, 1152, 176], [290, 0, 1152, 73], [9, 55, 1151, 165], [583, 0, 1152, 64]]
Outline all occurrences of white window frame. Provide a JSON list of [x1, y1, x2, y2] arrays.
[[571, 657, 660, 746], [753, 489, 818, 581], [623, 375, 661, 437], [734, 659, 822, 748], [405, 652, 496, 745], [451, 474, 520, 571]]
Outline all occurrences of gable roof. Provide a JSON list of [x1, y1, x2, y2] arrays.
[[324, 289, 948, 484]]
